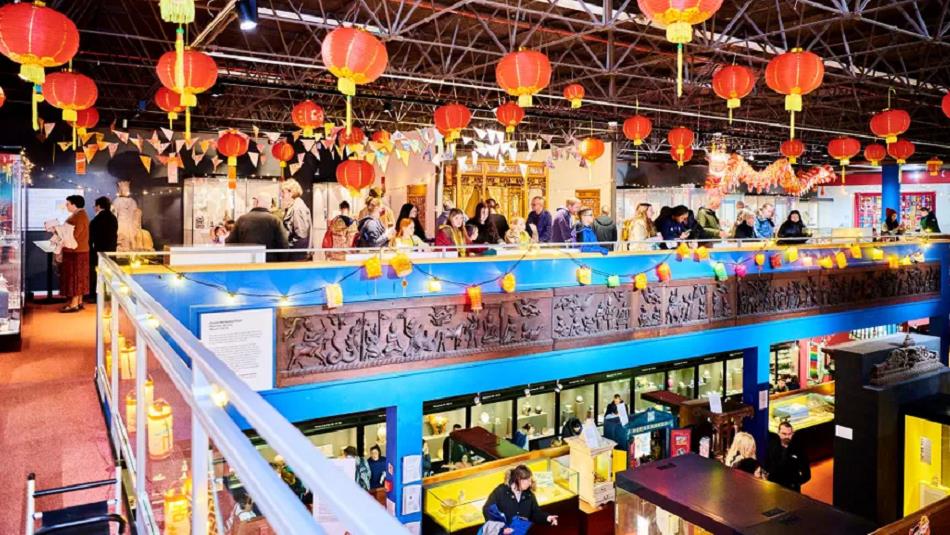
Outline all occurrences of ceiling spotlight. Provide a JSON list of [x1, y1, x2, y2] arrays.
[[524, 386, 532, 397], [554, 381, 563, 393], [238, 0, 258, 31], [473, 393, 481, 405]]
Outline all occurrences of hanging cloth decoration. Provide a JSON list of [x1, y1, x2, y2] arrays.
[[321, 27, 388, 135]]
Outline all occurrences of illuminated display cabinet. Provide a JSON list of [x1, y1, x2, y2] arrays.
[[903, 394, 950, 517]]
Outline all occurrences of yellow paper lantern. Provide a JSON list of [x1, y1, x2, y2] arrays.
[[818, 256, 834, 269], [693, 246, 710, 261], [870, 248, 885, 261], [576, 267, 592, 285], [835, 251, 848, 269], [147, 400, 173, 460], [325, 283, 344, 309], [124, 377, 154, 429], [675, 242, 690, 260], [634, 273, 648, 290], [426, 277, 443, 293], [364, 256, 382, 279], [500, 273, 516, 293], [467, 286, 483, 311], [900, 256, 913, 266], [887, 254, 900, 269], [849, 245, 863, 259], [784, 247, 799, 263], [754, 253, 766, 267], [391, 253, 413, 278], [163, 486, 191, 535], [655, 263, 672, 282], [120, 345, 137, 381]]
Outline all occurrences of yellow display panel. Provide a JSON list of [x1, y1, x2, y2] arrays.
[[904, 415, 950, 516]]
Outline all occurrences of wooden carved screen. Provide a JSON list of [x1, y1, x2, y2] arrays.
[[406, 184, 427, 230], [442, 161, 548, 220]]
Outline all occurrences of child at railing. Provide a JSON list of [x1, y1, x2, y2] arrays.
[[505, 217, 535, 247]]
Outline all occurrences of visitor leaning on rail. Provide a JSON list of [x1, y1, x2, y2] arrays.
[[776, 210, 810, 245], [357, 198, 394, 248]]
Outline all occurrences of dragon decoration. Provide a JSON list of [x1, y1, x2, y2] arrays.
[[706, 150, 837, 197]]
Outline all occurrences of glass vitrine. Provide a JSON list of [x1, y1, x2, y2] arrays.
[[598, 378, 631, 424], [668, 367, 695, 399], [515, 392, 556, 439], [697, 362, 724, 398], [424, 407, 467, 462], [635, 372, 665, 412], [560, 385, 594, 423], [473, 400, 511, 438]]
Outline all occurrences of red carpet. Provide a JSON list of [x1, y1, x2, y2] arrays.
[[0, 303, 113, 533], [803, 458, 834, 505]]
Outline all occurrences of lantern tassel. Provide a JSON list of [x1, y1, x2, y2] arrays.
[[72, 125, 76, 151], [676, 44, 684, 98], [346, 95, 352, 136], [31, 87, 40, 131], [789, 110, 796, 140], [185, 107, 191, 142], [728, 108, 733, 124], [174, 27, 185, 91], [635, 148, 639, 168]]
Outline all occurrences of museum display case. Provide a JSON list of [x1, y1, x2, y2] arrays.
[[596, 374, 631, 425], [770, 341, 799, 389], [515, 390, 556, 440], [634, 371, 665, 413], [903, 394, 950, 517], [769, 381, 835, 433], [566, 436, 615, 507], [183, 177, 279, 245], [424, 454, 578, 533], [0, 154, 24, 345], [425, 406, 467, 462]]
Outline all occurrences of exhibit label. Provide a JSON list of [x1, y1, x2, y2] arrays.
[[199, 308, 274, 391]]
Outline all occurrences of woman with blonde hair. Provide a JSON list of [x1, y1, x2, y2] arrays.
[[504, 217, 534, 246], [391, 218, 428, 249], [279, 178, 312, 260], [626, 203, 658, 250], [725, 431, 766, 479]]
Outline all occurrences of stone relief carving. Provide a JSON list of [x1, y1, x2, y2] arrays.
[[870, 334, 943, 386], [552, 289, 631, 339]]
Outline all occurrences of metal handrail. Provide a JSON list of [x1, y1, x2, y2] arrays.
[[98, 254, 409, 535]]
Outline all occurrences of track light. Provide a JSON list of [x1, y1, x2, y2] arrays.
[[473, 393, 481, 405], [237, 0, 258, 31]]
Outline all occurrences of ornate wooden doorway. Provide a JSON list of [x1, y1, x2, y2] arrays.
[[443, 160, 548, 220]]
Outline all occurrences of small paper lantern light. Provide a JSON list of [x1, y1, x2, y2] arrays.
[[887, 254, 900, 269], [711, 64, 755, 123], [801, 255, 814, 267], [119, 345, 137, 381], [864, 143, 887, 166], [693, 246, 709, 261], [900, 256, 913, 266], [656, 263, 671, 282], [495, 101, 525, 134], [391, 253, 413, 278], [634, 273, 648, 290], [784, 247, 799, 263], [754, 253, 766, 267], [500, 273, 517, 293], [818, 256, 834, 269], [607, 275, 621, 288], [850, 245, 863, 259], [734, 264, 748, 278], [770, 254, 783, 269], [217, 130, 250, 187], [927, 157, 943, 177], [325, 283, 344, 309], [163, 487, 190, 534], [712, 262, 728, 281], [147, 400, 173, 459], [467, 286, 483, 311], [292, 99, 325, 138], [364, 256, 382, 279], [563, 83, 585, 109], [870, 248, 885, 261], [835, 251, 848, 269], [426, 277, 443, 293], [675, 242, 690, 260], [576, 267, 593, 285]]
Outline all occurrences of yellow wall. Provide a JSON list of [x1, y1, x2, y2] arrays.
[[904, 415, 947, 516]]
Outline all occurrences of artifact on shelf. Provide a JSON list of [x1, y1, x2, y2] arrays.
[[870, 335, 943, 386]]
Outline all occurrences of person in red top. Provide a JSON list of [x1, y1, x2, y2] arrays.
[[61, 195, 90, 312], [435, 208, 472, 255]]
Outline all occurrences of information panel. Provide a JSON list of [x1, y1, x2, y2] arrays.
[[27, 188, 84, 230], [199, 308, 274, 391]]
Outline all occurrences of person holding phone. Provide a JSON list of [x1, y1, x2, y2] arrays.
[[481, 465, 558, 534]]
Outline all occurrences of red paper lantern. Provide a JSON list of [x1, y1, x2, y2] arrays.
[[711, 65, 755, 122], [156, 49, 218, 140], [780, 139, 805, 164], [337, 126, 365, 148], [271, 141, 295, 169], [69, 107, 99, 136], [433, 103, 471, 143], [154, 87, 185, 129], [0, 86, 5, 109], [578, 137, 605, 163], [0, 2, 79, 85], [371, 130, 390, 144], [888, 138, 915, 165], [637, 0, 723, 97], [563, 83, 585, 109], [495, 101, 525, 134], [322, 27, 388, 133], [942, 93, 950, 120], [623, 115, 652, 145], [217, 131, 249, 186], [828, 136, 860, 184], [495, 49, 552, 108], [42, 71, 97, 122], [870, 109, 911, 144], [336, 159, 375, 196], [670, 146, 694, 167], [765, 48, 824, 139], [291, 99, 325, 138], [864, 143, 887, 166], [927, 157, 943, 177]]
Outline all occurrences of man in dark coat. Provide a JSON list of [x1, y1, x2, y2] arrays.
[[592, 205, 617, 250], [227, 194, 289, 262], [765, 421, 811, 491], [88, 196, 118, 297]]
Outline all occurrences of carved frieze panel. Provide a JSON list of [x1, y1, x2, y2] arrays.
[[632, 279, 735, 332], [737, 272, 821, 318], [551, 286, 632, 340]]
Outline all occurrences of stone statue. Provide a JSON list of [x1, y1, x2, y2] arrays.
[[113, 180, 152, 251]]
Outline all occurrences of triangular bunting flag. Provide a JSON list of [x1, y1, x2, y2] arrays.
[[131, 136, 144, 152], [309, 143, 319, 156], [107, 143, 119, 158], [109, 119, 116, 132], [158, 142, 170, 154], [519, 163, 529, 179], [211, 156, 222, 169], [79, 132, 94, 145], [265, 132, 281, 143], [256, 143, 265, 154], [527, 139, 538, 154], [184, 137, 197, 150], [545, 156, 555, 169], [296, 153, 305, 165], [289, 162, 301, 176], [508, 147, 517, 161], [474, 127, 487, 140], [321, 138, 334, 150], [115, 131, 130, 144], [160, 127, 173, 140], [365, 151, 377, 165], [498, 155, 506, 168], [95, 132, 105, 143], [335, 145, 345, 159], [540, 134, 554, 146], [200, 139, 213, 153], [292, 131, 301, 142], [175, 139, 186, 153], [461, 136, 473, 145], [149, 130, 160, 145], [397, 149, 410, 166], [97, 141, 108, 151], [140, 155, 152, 173], [301, 139, 316, 153], [248, 152, 260, 167], [376, 153, 389, 171], [57, 142, 71, 152], [471, 152, 479, 166], [391, 131, 406, 141], [252, 125, 260, 138], [155, 155, 169, 166], [83, 144, 99, 163], [44, 122, 56, 137]]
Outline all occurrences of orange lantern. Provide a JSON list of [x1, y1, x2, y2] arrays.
[[623, 114, 652, 167], [870, 108, 910, 144], [0, 87, 5, 108], [780, 139, 804, 164], [670, 146, 694, 167], [370, 129, 393, 152], [563, 83, 585, 109], [433, 103, 471, 143], [337, 126, 365, 150], [336, 159, 375, 197], [321, 27, 388, 134], [864, 143, 886, 166], [292, 99, 324, 138], [927, 157, 943, 177], [888, 138, 915, 165], [495, 49, 551, 107], [0, 2, 79, 85], [217, 131, 249, 187], [70, 107, 99, 138], [42, 71, 97, 123], [578, 137, 605, 164], [711, 65, 754, 123], [943, 93, 950, 120], [154, 87, 185, 130], [156, 49, 218, 141], [765, 48, 824, 139], [271, 141, 295, 177], [827, 136, 860, 184], [495, 101, 525, 134], [637, 0, 723, 97]]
